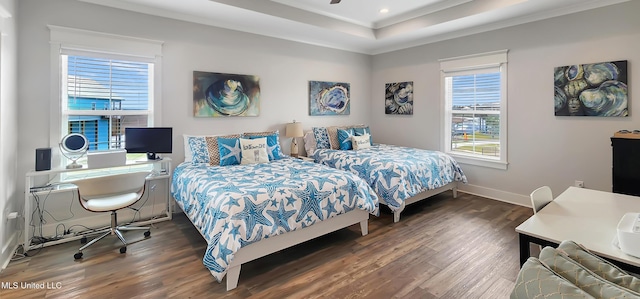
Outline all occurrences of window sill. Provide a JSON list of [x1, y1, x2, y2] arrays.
[[448, 153, 508, 170]]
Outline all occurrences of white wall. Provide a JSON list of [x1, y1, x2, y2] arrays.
[[0, 0, 18, 270], [371, 1, 640, 205], [11, 0, 372, 259]]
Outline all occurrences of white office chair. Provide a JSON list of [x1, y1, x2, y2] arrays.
[[72, 171, 152, 259], [530, 186, 553, 214], [530, 186, 554, 254]]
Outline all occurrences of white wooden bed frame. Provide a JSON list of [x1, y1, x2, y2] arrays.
[[184, 208, 370, 291], [385, 181, 458, 223]]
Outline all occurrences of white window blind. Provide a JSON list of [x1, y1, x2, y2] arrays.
[[441, 50, 508, 169], [63, 54, 152, 151]]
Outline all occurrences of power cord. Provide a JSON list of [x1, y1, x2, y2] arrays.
[[128, 188, 152, 224], [10, 245, 26, 262], [26, 188, 77, 256], [42, 190, 75, 223]]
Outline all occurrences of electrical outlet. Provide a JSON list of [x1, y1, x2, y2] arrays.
[[575, 180, 584, 188]]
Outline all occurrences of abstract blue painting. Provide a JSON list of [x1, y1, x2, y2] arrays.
[[309, 81, 350, 116], [193, 71, 260, 117]]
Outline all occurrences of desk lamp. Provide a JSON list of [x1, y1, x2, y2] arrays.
[[285, 121, 303, 158]]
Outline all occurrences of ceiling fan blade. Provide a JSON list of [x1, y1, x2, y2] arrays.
[[330, 0, 341, 4]]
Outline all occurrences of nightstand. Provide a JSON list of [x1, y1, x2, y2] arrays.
[[297, 156, 315, 162]]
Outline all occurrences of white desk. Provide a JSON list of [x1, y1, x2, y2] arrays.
[[516, 186, 640, 273], [23, 158, 172, 253]]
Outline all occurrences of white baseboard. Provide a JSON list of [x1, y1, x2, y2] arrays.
[[458, 183, 531, 208], [1, 231, 19, 272]]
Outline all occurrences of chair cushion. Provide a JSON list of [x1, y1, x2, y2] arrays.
[[557, 240, 640, 290], [511, 257, 592, 299], [538, 246, 640, 298], [84, 192, 141, 212]]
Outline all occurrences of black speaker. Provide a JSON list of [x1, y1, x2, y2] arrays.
[[35, 148, 51, 171]]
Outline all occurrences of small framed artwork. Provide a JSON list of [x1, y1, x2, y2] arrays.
[[385, 81, 413, 115], [193, 71, 260, 117], [309, 81, 350, 116], [554, 60, 627, 116]]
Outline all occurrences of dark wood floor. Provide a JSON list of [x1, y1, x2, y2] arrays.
[[0, 191, 533, 298]]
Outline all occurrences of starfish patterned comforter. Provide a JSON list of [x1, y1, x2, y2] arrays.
[[171, 158, 379, 282], [311, 144, 467, 210]]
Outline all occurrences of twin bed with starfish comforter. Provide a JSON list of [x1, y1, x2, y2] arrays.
[[311, 144, 467, 222], [171, 158, 379, 290]]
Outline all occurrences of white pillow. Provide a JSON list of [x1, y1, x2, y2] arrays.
[[352, 134, 371, 150], [240, 138, 269, 164], [303, 130, 317, 155], [183, 134, 197, 162]]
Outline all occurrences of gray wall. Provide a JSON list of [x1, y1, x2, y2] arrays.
[[371, 1, 640, 205], [0, 0, 18, 270]]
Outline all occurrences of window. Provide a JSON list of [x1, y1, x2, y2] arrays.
[[440, 50, 508, 169], [49, 26, 163, 170], [64, 56, 151, 152]]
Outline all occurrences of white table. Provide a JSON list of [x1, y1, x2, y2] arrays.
[[516, 186, 640, 273], [23, 158, 172, 252]]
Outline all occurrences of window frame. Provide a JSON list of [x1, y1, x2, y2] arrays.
[[49, 25, 163, 170], [440, 50, 508, 170]]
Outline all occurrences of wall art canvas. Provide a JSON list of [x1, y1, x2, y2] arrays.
[[554, 60, 627, 116], [385, 81, 414, 115], [193, 71, 260, 117], [309, 81, 350, 115]]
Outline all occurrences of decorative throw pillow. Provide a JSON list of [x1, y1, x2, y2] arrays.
[[243, 130, 284, 160], [217, 137, 242, 166], [337, 128, 355, 150], [240, 138, 269, 164], [183, 134, 242, 165], [348, 124, 367, 129], [327, 126, 342, 150], [205, 137, 221, 165], [352, 134, 371, 150], [353, 126, 373, 145], [209, 134, 241, 166], [312, 127, 330, 149], [183, 135, 208, 163]]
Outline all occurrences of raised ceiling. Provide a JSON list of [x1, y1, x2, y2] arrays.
[[79, 0, 629, 54]]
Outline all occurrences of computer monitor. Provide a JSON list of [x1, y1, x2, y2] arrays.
[[124, 127, 173, 160]]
